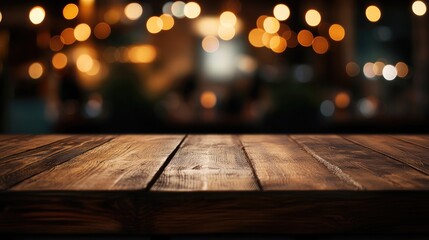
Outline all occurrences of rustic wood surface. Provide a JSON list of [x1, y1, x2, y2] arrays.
[[1, 134, 429, 234]]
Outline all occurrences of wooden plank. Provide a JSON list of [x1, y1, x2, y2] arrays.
[[345, 135, 429, 175], [240, 135, 353, 190], [393, 135, 429, 149], [12, 135, 185, 191], [152, 135, 259, 191], [0, 135, 112, 190], [290, 135, 429, 190], [0, 135, 69, 158]]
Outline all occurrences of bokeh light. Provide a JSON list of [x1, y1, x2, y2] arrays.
[[273, 4, 290, 21], [382, 64, 397, 81], [184, 2, 201, 19], [52, 53, 68, 69], [147, 16, 163, 34], [256, 15, 268, 29], [29, 6, 45, 25], [263, 17, 280, 34], [412, 1, 427, 16], [124, 2, 143, 21], [160, 14, 175, 30], [50, 35, 64, 52], [94, 22, 111, 39], [363, 62, 376, 79], [163, 2, 174, 15], [0, 11, 2, 23], [220, 11, 237, 27], [305, 9, 321, 27], [373, 61, 385, 76], [171, 1, 186, 18], [297, 30, 313, 47], [61, 28, 76, 45], [74, 23, 91, 41], [28, 62, 44, 79], [366, 5, 381, 22], [335, 92, 351, 109], [200, 91, 217, 109], [202, 36, 220, 53], [346, 62, 360, 77], [328, 24, 346, 41], [395, 62, 409, 78], [63, 3, 79, 20], [218, 25, 235, 41], [312, 36, 329, 54], [270, 36, 287, 53], [104, 8, 121, 24], [76, 54, 94, 73], [128, 45, 157, 63], [320, 100, 335, 117], [358, 98, 377, 117], [248, 28, 265, 48]]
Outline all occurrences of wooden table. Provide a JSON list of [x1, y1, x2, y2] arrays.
[[1, 134, 429, 234]]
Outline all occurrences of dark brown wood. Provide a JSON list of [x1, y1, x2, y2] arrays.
[[345, 135, 429, 175], [290, 135, 429, 190], [394, 135, 429, 149], [0, 135, 112, 190], [152, 135, 259, 191], [12, 135, 185, 191], [240, 135, 353, 190], [0, 135, 69, 158]]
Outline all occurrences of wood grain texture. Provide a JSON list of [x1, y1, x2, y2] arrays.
[[240, 135, 353, 190], [152, 135, 259, 191], [12, 135, 185, 191], [0, 135, 69, 158], [0, 135, 112, 190], [291, 135, 429, 190], [345, 135, 429, 175], [394, 135, 429, 149]]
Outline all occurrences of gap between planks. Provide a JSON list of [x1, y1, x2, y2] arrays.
[[237, 136, 263, 191]]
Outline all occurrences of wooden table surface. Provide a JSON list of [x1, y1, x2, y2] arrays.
[[1, 134, 429, 234]]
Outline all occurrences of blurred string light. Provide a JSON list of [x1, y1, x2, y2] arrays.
[[200, 91, 217, 109], [52, 53, 68, 69], [320, 100, 335, 117], [63, 3, 79, 20], [124, 2, 143, 21], [29, 6, 45, 25], [94, 22, 111, 39], [346, 62, 360, 77], [305, 9, 321, 27], [28, 62, 44, 79], [202, 36, 219, 53], [395, 62, 409, 78], [312, 36, 329, 54], [147, 16, 163, 34], [335, 92, 350, 109], [365, 5, 381, 22], [382, 64, 397, 81], [184, 2, 201, 19], [273, 4, 290, 21], [328, 24, 345, 41], [412, 1, 427, 16], [61, 28, 76, 45], [74, 23, 91, 41], [171, 1, 186, 18]]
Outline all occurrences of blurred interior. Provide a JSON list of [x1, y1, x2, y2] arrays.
[[0, 0, 428, 133]]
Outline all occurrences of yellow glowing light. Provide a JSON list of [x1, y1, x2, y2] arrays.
[[366, 5, 381, 22], [256, 15, 268, 29], [263, 17, 280, 34], [29, 6, 45, 25], [50, 36, 64, 52], [160, 14, 175, 30], [171, 1, 186, 18], [147, 16, 163, 34], [61, 28, 76, 45], [297, 30, 313, 47], [248, 28, 265, 48], [305, 9, 321, 27], [52, 53, 68, 69], [184, 2, 201, 19], [76, 54, 94, 73], [273, 4, 290, 21], [346, 62, 360, 77], [94, 22, 111, 39], [220, 11, 237, 27], [412, 1, 427, 16], [28, 62, 44, 79], [194, 17, 219, 36], [218, 25, 235, 41], [200, 91, 217, 109], [270, 36, 287, 53], [202, 36, 219, 53], [87, 59, 100, 76], [329, 24, 346, 41], [63, 3, 79, 20], [74, 23, 91, 41], [128, 45, 157, 63], [124, 2, 143, 20], [312, 36, 329, 54], [335, 92, 350, 109], [373, 61, 385, 76], [395, 62, 409, 78]]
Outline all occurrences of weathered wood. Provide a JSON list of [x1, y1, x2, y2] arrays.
[[12, 135, 185, 191], [0, 135, 112, 190], [152, 135, 259, 191], [240, 135, 353, 190], [345, 135, 429, 175], [0, 135, 69, 158], [290, 135, 429, 190], [394, 135, 429, 149]]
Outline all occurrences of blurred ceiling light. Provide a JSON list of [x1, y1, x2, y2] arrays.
[[124, 2, 143, 20], [273, 4, 290, 21], [320, 100, 335, 117], [297, 30, 313, 47], [29, 6, 45, 25], [202, 36, 220, 53], [263, 17, 280, 34], [305, 9, 321, 27], [412, 1, 427, 16], [52, 53, 68, 70], [63, 3, 79, 20], [61, 28, 76, 45], [346, 62, 360, 77], [395, 62, 409, 78], [28, 62, 44, 79], [328, 24, 345, 41], [194, 17, 219, 36], [128, 45, 157, 63], [312, 36, 329, 54], [160, 14, 175, 30], [365, 5, 381, 22], [94, 22, 111, 39], [363, 62, 376, 79], [74, 23, 91, 41], [49, 35, 64, 52], [147, 16, 163, 34], [373, 61, 385, 76], [256, 15, 268, 29], [220, 11, 237, 27], [382, 64, 397, 81], [162, 2, 174, 15], [248, 28, 265, 48], [171, 1, 186, 18], [76, 54, 94, 72], [184, 2, 201, 19], [218, 25, 235, 41], [200, 91, 217, 109], [335, 92, 351, 109]]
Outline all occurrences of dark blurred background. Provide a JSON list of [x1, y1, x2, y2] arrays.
[[0, 0, 428, 133]]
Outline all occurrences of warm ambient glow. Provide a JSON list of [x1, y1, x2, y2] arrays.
[[263, 17, 280, 34], [52, 53, 68, 69], [412, 1, 427, 16], [273, 4, 290, 21], [76, 54, 94, 73], [49, 35, 64, 52], [146, 16, 163, 34], [366, 5, 381, 22], [63, 3, 79, 20], [346, 62, 360, 77], [74, 23, 91, 41], [297, 30, 313, 47], [124, 2, 143, 20], [270, 36, 287, 53], [329, 24, 346, 41], [220, 11, 237, 27], [202, 36, 219, 53], [200, 91, 217, 109], [28, 62, 44, 79], [94, 22, 111, 39], [160, 14, 175, 30], [218, 25, 235, 41], [29, 6, 46, 25], [128, 45, 157, 63], [305, 9, 321, 27], [248, 28, 265, 48], [184, 2, 201, 19], [335, 92, 351, 109]]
